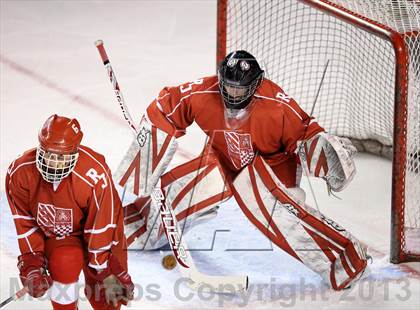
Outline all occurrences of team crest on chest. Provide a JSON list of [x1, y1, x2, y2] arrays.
[[37, 203, 73, 237], [224, 131, 254, 169]]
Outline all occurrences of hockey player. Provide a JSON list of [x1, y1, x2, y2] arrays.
[[119, 50, 369, 290], [5, 115, 134, 309]]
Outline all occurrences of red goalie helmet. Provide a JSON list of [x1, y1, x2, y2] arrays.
[[36, 114, 83, 183]]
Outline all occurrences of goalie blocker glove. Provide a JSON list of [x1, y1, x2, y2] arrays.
[[17, 252, 53, 298]]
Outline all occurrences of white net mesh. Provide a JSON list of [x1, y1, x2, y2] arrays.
[[223, 0, 419, 259]]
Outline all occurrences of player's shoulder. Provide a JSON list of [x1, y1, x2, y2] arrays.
[[254, 78, 291, 103], [7, 148, 37, 177], [196, 75, 219, 89], [171, 75, 219, 94], [253, 78, 304, 119], [75, 145, 109, 173], [72, 145, 111, 189]]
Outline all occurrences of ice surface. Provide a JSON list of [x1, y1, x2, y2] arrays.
[[1, 1, 419, 309]]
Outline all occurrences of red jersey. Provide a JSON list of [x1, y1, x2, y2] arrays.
[[5, 145, 124, 270], [146, 76, 324, 186]]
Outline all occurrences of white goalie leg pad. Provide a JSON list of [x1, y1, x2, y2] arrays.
[[124, 196, 151, 248], [231, 156, 368, 290], [285, 186, 306, 203], [298, 133, 357, 192], [125, 151, 232, 250], [114, 115, 177, 196]]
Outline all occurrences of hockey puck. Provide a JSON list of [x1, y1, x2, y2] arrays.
[[162, 254, 177, 270]]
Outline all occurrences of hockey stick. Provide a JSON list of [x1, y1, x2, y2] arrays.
[[95, 40, 248, 293], [95, 41, 137, 133], [0, 287, 28, 309], [297, 60, 330, 213]]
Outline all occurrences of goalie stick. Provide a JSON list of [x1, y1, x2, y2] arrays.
[[0, 287, 27, 309], [297, 60, 330, 213], [95, 40, 248, 293]]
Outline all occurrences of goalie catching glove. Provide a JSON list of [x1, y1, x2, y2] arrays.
[[298, 132, 357, 192]]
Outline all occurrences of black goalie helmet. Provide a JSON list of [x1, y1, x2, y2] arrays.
[[218, 50, 264, 110]]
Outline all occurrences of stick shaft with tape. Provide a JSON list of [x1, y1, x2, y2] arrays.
[[0, 287, 28, 308], [95, 40, 138, 133]]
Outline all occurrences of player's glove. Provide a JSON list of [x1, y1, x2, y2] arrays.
[[90, 254, 135, 307], [17, 252, 52, 298], [323, 135, 357, 191], [336, 136, 357, 158], [298, 133, 357, 192]]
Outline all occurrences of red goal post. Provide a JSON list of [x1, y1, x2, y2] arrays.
[[216, 0, 420, 263]]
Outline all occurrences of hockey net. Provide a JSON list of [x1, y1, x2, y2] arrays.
[[217, 0, 420, 263]]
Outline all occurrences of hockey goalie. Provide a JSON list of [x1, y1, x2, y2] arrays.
[[117, 50, 369, 291]]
